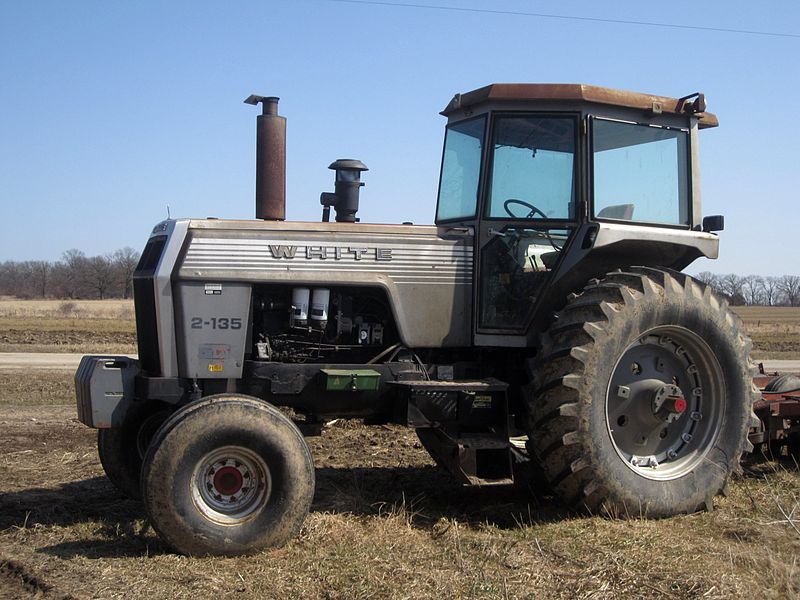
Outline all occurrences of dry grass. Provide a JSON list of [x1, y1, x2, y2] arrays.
[[0, 405, 798, 599], [0, 300, 137, 354], [0, 298, 134, 320], [733, 306, 800, 360], [0, 371, 76, 405], [734, 306, 800, 326]]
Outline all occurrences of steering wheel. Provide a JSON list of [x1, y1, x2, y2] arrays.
[[502, 198, 561, 253], [503, 198, 547, 220]]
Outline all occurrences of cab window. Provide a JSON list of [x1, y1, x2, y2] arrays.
[[486, 116, 577, 220], [436, 117, 485, 222], [593, 119, 690, 225]]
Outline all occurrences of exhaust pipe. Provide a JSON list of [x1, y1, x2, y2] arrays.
[[244, 94, 286, 220]]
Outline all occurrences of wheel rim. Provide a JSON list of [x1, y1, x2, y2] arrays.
[[606, 326, 725, 480], [191, 446, 271, 524]]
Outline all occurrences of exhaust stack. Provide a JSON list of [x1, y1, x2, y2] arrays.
[[244, 94, 286, 220]]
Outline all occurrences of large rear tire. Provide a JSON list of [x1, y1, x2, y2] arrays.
[[527, 268, 759, 516], [140, 394, 315, 556]]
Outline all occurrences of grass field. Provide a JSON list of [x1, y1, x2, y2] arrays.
[[0, 298, 135, 320], [732, 306, 800, 360], [0, 300, 798, 359], [0, 299, 136, 354]]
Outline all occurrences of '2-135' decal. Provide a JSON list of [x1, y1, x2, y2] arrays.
[[190, 317, 243, 330]]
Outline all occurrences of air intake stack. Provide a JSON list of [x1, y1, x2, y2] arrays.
[[244, 94, 286, 220], [320, 159, 369, 222]]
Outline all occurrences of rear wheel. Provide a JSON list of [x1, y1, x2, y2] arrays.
[[141, 394, 315, 556], [528, 268, 759, 516]]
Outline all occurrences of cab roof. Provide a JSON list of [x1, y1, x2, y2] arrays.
[[441, 83, 719, 129]]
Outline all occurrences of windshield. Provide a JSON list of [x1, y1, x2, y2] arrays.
[[486, 116, 577, 220]]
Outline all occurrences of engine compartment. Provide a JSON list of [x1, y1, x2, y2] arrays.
[[250, 285, 398, 363]]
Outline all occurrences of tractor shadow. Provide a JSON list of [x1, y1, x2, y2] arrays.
[[1, 476, 168, 559], [12, 453, 797, 560], [311, 463, 567, 530], [10, 464, 562, 560]]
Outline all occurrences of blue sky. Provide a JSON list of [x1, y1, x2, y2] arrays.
[[1, 1, 798, 275]]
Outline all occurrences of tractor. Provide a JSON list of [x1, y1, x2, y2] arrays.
[[75, 84, 758, 556]]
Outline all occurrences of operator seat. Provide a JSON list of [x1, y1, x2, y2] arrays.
[[597, 204, 635, 220]]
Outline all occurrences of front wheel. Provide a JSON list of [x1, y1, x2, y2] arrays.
[[141, 394, 315, 556], [97, 401, 172, 499], [527, 268, 759, 516]]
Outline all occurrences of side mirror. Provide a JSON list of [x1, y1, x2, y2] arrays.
[[702, 215, 724, 233]]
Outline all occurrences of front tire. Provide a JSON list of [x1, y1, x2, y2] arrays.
[[528, 268, 759, 516], [141, 394, 315, 556], [97, 401, 171, 500]]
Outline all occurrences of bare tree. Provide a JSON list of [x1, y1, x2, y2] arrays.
[[0, 261, 25, 297], [59, 249, 88, 298], [719, 273, 746, 305], [777, 274, 800, 307], [695, 271, 721, 292], [742, 274, 764, 306], [30, 260, 52, 298], [762, 276, 781, 306], [113, 247, 140, 299], [86, 254, 116, 299]]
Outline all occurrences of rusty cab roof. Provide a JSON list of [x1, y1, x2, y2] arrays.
[[441, 83, 718, 129]]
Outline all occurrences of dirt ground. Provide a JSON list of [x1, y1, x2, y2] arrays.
[[0, 317, 136, 355], [0, 372, 799, 599]]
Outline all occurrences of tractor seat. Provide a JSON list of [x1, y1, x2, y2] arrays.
[[597, 203, 635, 220]]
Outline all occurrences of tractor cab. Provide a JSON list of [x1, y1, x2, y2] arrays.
[[434, 84, 720, 345]]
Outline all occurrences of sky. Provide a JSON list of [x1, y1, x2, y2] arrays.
[[1, 0, 798, 275]]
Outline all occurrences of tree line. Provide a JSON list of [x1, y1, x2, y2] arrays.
[[0, 251, 798, 306], [0, 248, 140, 300], [696, 272, 800, 307]]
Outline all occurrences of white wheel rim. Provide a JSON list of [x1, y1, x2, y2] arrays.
[[191, 446, 271, 525]]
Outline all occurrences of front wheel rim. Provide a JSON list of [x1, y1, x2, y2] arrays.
[[191, 446, 271, 525], [606, 326, 725, 481]]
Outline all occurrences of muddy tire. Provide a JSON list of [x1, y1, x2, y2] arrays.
[[527, 268, 759, 516], [141, 394, 315, 556], [97, 401, 172, 500]]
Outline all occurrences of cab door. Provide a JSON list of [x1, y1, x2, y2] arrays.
[[474, 113, 581, 346]]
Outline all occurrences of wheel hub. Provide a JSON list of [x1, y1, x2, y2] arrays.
[[212, 465, 245, 496], [651, 384, 687, 423], [606, 327, 724, 480]]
